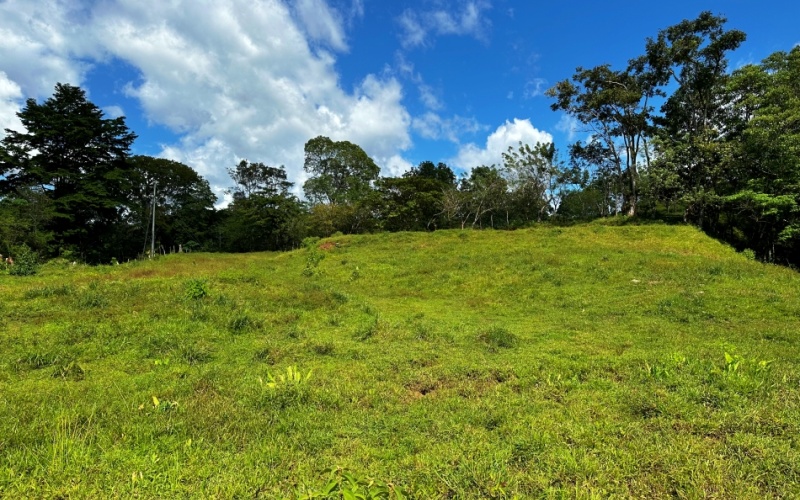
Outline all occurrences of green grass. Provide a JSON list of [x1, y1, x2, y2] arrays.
[[1, 222, 800, 498]]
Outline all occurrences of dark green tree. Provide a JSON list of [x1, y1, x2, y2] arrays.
[[371, 161, 457, 231], [220, 162, 306, 251], [122, 156, 217, 256], [713, 47, 800, 263], [640, 12, 746, 224], [0, 83, 136, 262]]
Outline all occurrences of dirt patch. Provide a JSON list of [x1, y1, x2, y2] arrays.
[[318, 241, 336, 251]]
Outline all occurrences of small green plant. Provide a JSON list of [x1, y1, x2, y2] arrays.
[[258, 365, 313, 408], [150, 395, 178, 412], [184, 279, 209, 300], [742, 248, 757, 261], [303, 249, 325, 277], [644, 362, 669, 379], [260, 365, 312, 389], [723, 351, 742, 375], [300, 467, 407, 499]]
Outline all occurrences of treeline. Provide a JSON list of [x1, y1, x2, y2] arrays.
[[1, 12, 799, 266]]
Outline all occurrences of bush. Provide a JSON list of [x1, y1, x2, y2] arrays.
[[184, 279, 209, 300], [8, 244, 40, 276]]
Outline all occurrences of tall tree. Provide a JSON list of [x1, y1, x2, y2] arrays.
[[715, 47, 800, 262], [227, 159, 293, 200], [547, 63, 658, 216], [221, 162, 306, 251], [302, 136, 380, 205], [122, 156, 217, 256], [0, 83, 136, 261], [640, 11, 746, 224]]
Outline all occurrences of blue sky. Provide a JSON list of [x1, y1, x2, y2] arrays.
[[1, 0, 798, 204]]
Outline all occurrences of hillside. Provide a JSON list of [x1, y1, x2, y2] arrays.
[[1, 222, 799, 498]]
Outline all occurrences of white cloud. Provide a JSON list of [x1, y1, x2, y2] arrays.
[[450, 118, 553, 171], [103, 105, 125, 119], [349, 0, 365, 20], [292, 0, 349, 51], [0, 0, 99, 98], [398, 10, 427, 48], [0, 72, 24, 137], [394, 52, 442, 111], [418, 83, 442, 110], [379, 154, 415, 177], [398, 1, 492, 48], [0, 0, 415, 202], [412, 112, 486, 143]]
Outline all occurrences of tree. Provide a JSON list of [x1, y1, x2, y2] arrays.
[[0, 187, 54, 255], [227, 159, 293, 199], [371, 161, 457, 231], [0, 83, 136, 262], [501, 142, 573, 223], [460, 166, 508, 228], [547, 63, 658, 216], [302, 136, 380, 205], [640, 12, 746, 224], [122, 156, 217, 256], [409, 161, 456, 186], [220, 162, 306, 251], [713, 47, 800, 263]]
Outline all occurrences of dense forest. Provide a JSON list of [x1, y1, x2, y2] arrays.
[[1, 12, 798, 266]]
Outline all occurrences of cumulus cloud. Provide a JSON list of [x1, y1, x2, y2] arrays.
[[0, 72, 24, 137], [0, 0, 415, 202], [379, 154, 415, 177], [0, 0, 98, 98], [450, 118, 553, 171], [398, 1, 492, 48]]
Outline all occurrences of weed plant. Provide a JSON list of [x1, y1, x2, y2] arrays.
[[1, 222, 800, 497]]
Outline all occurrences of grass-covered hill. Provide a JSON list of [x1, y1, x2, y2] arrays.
[[1, 222, 799, 498]]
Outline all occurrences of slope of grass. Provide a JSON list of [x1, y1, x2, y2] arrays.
[[1, 222, 799, 498]]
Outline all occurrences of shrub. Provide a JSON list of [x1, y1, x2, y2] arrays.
[[184, 279, 209, 300], [8, 244, 39, 276]]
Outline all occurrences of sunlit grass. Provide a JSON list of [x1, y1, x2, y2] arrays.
[[1, 221, 799, 497]]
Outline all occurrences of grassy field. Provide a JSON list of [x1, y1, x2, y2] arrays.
[[1, 222, 799, 498]]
